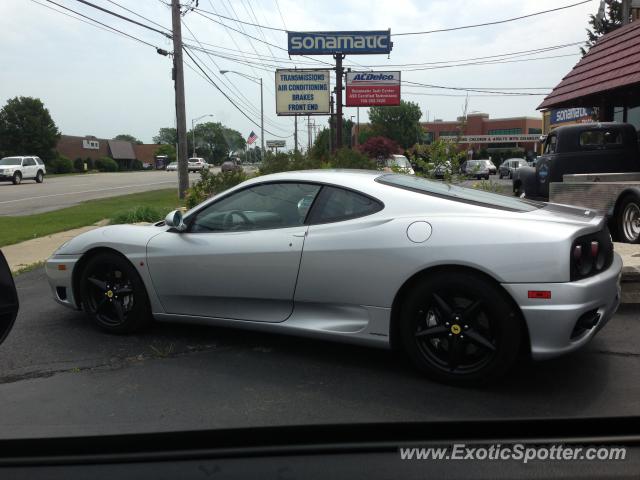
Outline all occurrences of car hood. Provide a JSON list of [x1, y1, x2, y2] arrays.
[[53, 224, 168, 256]]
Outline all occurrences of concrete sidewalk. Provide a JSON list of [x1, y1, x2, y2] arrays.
[[1, 226, 639, 302]]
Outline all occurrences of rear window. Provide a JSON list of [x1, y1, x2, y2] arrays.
[[376, 174, 543, 212], [579, 129, 623, 148]]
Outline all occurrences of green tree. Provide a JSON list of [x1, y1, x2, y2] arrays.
[[154, 144, 176, 163], [582, 0, 623, 54], [152, 127, 178, 145], [0, 96, 60, 161], [368, 100, 422, 149], [113, 134, 142, 144], [189, 122, 246, 164]]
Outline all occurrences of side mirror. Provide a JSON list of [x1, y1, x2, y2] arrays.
[[165, 209, 187, 232]]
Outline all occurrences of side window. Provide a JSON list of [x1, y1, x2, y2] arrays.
[[35, 157, 44, 165], [545, 135, 558, 154], [189, 183, 321, 233], [308, 186, 383, 224], [23, 158, 35, 166]]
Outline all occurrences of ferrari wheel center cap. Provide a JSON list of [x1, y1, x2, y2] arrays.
[[106, 290, 114, 298], [450, 324, 461, 335]]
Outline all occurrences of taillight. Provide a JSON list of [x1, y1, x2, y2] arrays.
[[570, 228, 613, 281]]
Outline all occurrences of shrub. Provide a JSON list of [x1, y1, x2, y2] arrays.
[[110, 205, 165, 224], [331, 148, 377, 170], [96, 156, 119, 172], [132, 159, 143, 170], [73, 157, 85, 172], [50, 155, 73, 174], [359, 136, 400, 159], [258, 152, 292, 175], [185, 168, 248, 208]]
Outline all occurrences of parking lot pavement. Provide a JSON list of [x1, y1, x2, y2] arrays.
[[0, 170, 208, 216], [0, 268, 639, 438]]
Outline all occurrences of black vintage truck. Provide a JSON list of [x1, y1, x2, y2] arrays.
[[513, 122, 640, 243]]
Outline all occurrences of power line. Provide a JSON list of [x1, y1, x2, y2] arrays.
[[401, 52, 579, 71], [403, 91, 548, 98], [402, 80, 547, 95], [70, 0, 171, 38], [393, 0, 592, 36], [357, 41, 584, 67], [38, 0, 164, 50], [183, 46, 291, 138], [104, 0, 172, 33]]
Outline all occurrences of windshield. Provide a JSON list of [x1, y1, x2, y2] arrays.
[[377, 174, 544, 211], [387, 156, 411, 168], [0, 157, 22, 166]]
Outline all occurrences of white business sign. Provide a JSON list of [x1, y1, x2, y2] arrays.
[[442, 134, 541, 143], [266, 140, 286, 148], [275, 69, 330, 116]]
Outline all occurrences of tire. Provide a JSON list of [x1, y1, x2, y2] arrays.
[[12, 172, 21, 185], [508, 172, 513, 180], [399, 271, 523, 385], [35, 170, 44, 183], [513, 181, 523, 197], [616, 193, 640, 244], [79, 252, 152, 333], [498, 173, 503, 179]]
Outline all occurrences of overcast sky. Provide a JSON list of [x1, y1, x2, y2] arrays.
[[1, 0, 598, 145]]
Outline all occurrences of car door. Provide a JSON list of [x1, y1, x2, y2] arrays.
[[146, 182, 321, 322], [22, 158, 36, 178]]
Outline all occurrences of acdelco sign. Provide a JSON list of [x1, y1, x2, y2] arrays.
[[346, 71, 400, 107], [288, 30, 392, 55]]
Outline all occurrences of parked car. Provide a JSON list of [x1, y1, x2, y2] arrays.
[[427, 161, 451, 179], [221, 158, 243, 173], [0, 156, 46, 185], [514, 122, 640, 243], [166, 162, 178, 172], [480, 159, 497, 175], [498, 158, 528, 179], [382, 155, 415, 175], [45, 170, 621, 385], [0, 249, 19, 346], [188, 157, 209, 172], [462, 159, 490, 179]]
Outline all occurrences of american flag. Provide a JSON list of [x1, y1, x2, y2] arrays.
[[247, 131, 258, 145]]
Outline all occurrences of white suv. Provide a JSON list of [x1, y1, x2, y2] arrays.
[[187, 157, 209, 172], [0, 156, 46, 185]]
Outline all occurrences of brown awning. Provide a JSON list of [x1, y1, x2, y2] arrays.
[[538, 20, 640, 110], [107, 140, 136, 160]]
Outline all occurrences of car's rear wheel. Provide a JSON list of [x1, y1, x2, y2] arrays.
[[12, 172, 21, 185], [79, 252, 152, 333], [35, 170, 44, 183], [616, 193, 640, 244], [399, 271, 523, 385]]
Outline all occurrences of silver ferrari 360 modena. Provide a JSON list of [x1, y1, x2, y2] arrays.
[[46, 170, 622, 384]]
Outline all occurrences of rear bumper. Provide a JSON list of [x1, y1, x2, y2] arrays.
[[502, 253, 622, 360]]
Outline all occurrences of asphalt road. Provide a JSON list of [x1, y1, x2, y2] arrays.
[[0, 170, 206, 216], [0, 268, 639, 439]]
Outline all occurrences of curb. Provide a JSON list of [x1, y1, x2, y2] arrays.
[[621, 267, 640, 304]]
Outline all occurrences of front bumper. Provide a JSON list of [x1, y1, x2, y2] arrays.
[[45, 254, 82, 309], [502, 253, 622, 360]]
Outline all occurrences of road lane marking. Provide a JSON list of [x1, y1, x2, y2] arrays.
[[0, 180, 178, 205]]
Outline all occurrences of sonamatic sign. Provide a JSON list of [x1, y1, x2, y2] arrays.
[[288, 31, 392, 55], [550, 107, 595, 126], [275, 69, 330, 116], [346, 71, 400, 107]]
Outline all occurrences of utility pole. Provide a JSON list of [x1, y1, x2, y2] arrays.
[[307, 115, 311, 151], [294, 115, 298, 153], [329, 96, 335, 153], [171, 0, 188, 199], [622, 0, 631, 25], [334, 54, 345, 150], [260, 77, 264, 157]]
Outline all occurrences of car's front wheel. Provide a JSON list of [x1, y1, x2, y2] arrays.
[[35, 170, 44, 183], [12, 172, 21, 185], [399, 271, 523, 385], [79, 252, 152, 333]]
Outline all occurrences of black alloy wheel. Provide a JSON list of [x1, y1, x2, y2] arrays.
[[12, 172, 21, 185], [80, 252, 151, 333], [400, 271, 523, 385], [36, 171, 44, 183]]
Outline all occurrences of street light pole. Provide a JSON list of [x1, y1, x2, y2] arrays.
[[191, 114, 213, 158]]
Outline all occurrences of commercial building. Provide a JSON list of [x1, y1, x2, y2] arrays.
[[538, 8, 640, 132], [421, 113, 543, 157], [56, 135, 163, 169]]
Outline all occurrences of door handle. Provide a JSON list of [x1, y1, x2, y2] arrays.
[[292, 231, 307, 238]]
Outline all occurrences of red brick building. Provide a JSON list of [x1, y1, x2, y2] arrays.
[[421, 113, 543, 157], [56, 135, 163, 169]]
